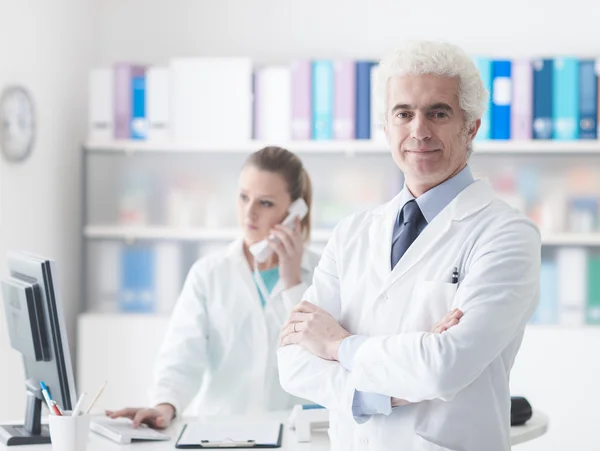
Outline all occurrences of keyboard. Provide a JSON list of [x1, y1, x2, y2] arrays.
[[90, 416, 171, 444]]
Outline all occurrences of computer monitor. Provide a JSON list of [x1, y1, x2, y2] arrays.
[[0, 252, 77, 446]]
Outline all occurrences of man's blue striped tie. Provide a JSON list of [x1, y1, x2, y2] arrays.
[[391, 200, 426, 269]]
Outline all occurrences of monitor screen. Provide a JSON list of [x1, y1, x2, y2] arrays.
[[0, 252, 76, 446]]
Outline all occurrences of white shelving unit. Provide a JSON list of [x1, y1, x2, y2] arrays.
[[83, 225, 333, 242], [541, 233, 600, 246], [82, 138, 600, 316], [83, 225, 600, 247], [80, 138, 600, 451], [84, 139, 600, 155]]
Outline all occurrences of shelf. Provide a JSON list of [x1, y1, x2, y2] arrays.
[[525, 324, 600, 330], [84, 139, 600, 155], [540, 233, 600, 246], [84, 226, 600, 246], [84, 140, 386, 154], [473, 140, 600, 154], [84, 225, 333, 242]]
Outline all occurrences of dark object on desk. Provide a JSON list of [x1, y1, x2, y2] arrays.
[[511, 396, 533, 426]]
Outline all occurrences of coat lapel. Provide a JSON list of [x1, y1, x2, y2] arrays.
[[368, 191, 405, 284], [375, 179, 497, 296], [227, 238, 264, 310]]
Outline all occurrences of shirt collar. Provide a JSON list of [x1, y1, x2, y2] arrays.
[[398, 165, 476, 224]]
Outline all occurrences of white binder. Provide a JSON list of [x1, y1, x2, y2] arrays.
[[146, 67, 171, 142], [254, 66, 292, 141], [170, 57, 253, 143], [88, 68, 114, 141]]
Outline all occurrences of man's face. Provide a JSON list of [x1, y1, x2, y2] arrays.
[[384, 74, 480, 196]]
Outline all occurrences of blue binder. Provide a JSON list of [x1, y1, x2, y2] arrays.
[[532, 59, 553, 139], [474, 57, 492, 140], [119, 246, 155, 313], [530, 260, 557, 324], [311, 61, 334, 140], [491, 60, 512, 139], [552, 57, 579, 140], [131, 75, 148, 140], [355, 61, 376, 139], [578, 59, 598, 139]]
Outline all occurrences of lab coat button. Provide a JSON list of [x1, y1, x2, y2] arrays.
[[359, 437, 369, 446]]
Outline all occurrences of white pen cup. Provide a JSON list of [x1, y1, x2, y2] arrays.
[[48, 411, 91, 451]]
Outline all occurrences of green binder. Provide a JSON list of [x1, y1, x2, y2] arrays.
[[586, 255, 600, 325]]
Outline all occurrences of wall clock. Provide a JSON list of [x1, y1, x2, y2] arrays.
[[0, 86, 36, 162]]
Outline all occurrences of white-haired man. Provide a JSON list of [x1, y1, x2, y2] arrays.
[[278, 41, 540, 451]]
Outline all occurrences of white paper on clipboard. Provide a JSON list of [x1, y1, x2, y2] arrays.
[[177, 421, 281, 447]]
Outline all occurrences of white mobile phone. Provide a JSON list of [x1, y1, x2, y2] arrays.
[[249, 198, 309, 263]]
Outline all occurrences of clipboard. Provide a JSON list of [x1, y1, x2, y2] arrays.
[[175, 422, 283, 448]]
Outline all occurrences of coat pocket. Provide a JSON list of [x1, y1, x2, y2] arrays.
[[402, 281, 458, 332]]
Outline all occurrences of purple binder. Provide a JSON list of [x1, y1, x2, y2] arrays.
[[334, 60, 356, 139], [511, 59, 533, 140]]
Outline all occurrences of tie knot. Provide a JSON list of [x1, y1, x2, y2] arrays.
[[401, 200, 423, 226]]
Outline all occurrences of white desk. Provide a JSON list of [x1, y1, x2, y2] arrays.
[[0, 410, 548, 450], [510, 412, 549, 446]]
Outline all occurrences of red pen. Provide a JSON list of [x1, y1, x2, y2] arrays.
[[41, 389, 62, 416], [50, 401, 63, 416]]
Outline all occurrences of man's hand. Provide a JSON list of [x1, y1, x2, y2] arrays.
[[391, 398, 410, 407], [391, 308, 464, 407], [279, 300, 351, 361], [432, 308, 463, 334]]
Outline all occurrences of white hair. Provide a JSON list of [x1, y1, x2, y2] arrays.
[[375, 40, 489, 156]]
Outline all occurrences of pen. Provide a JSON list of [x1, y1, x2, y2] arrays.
[[452, 267, 459, 284], [54, 402, 64, 416], [86, 381, 108, 414], [40, 381, 51, 397], [40, 382, 62, 416], [72, 392, 87, 417]]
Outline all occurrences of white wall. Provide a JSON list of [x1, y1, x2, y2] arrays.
[[511, 327, 600, 451], [96, 0, 600, 66], [0, 0, 98, 421]]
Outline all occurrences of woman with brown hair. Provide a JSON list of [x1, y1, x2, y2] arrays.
[[107, 146, 320, 428]]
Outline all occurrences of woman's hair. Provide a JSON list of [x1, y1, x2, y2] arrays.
[[374, 40, 489, 157], [244, 146, 312, 241]]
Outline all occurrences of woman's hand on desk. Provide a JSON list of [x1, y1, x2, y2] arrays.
[[105, 403, 175, 429]]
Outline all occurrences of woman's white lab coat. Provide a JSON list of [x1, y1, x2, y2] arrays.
[[150, 238, 320, 416], [278, 180, 541, 451]]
